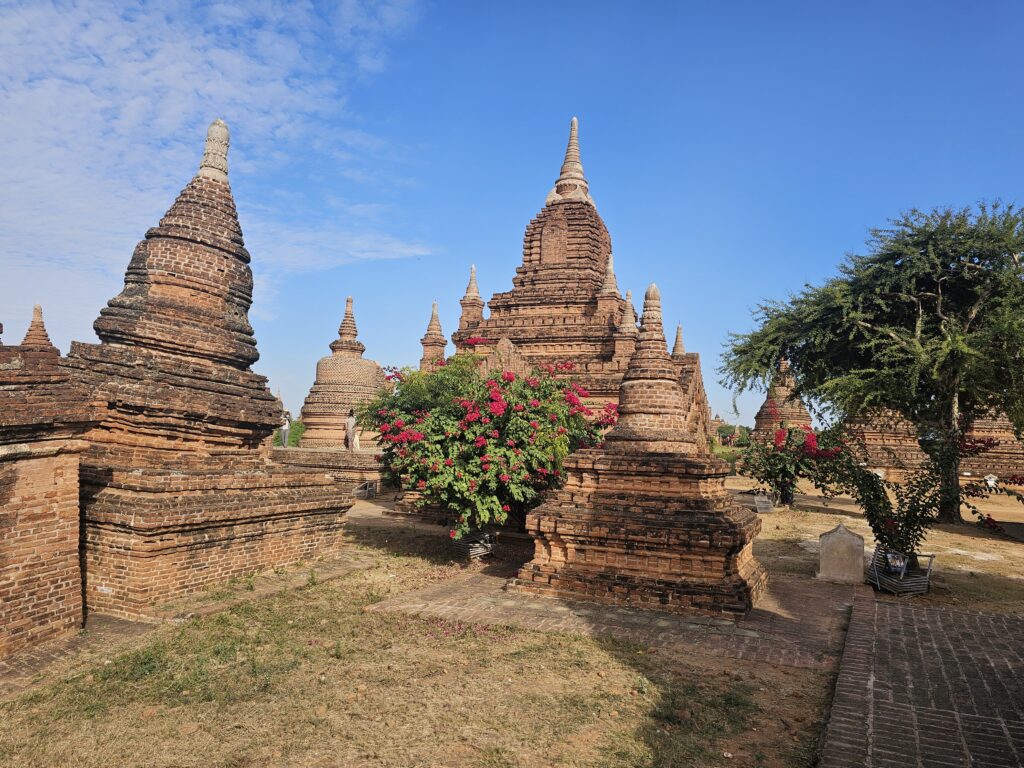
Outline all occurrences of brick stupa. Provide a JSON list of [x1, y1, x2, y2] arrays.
[[299, 296, 387, 448], [752, 358, 812, 440], [1, 307, 99, 658], [275, 297, 388, 487], [451, 119, 645, 405], [851, 410, 1024, 482], [63, 120, 352, 618], [509, 285, 767, 616]]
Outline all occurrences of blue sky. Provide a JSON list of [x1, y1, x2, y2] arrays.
[[2, 1, 1021, 423]]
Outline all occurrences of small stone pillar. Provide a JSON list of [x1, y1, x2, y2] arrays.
[[816, 523, 865, 584]]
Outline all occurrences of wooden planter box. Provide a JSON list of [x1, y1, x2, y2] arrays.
[[867, 547, 935, 596]]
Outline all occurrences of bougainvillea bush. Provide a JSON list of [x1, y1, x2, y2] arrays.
[[740, 424, 843, 506], [361, 355, 616, 539]]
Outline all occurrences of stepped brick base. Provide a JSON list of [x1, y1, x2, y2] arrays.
[[81, 466, 351, 618], [272, 446, 382, 486], [508, 450, 768, 616]]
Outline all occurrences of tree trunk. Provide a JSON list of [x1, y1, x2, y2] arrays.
[[936, 392, 963, 524]]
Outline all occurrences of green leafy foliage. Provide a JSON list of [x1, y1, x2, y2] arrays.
[[361, 355, 614, 539], [722, 203, 1024, 521], [740, 425, 844, 505]]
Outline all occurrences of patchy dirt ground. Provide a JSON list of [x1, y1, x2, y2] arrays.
[[1, 513, 828, 768], [730, 477, 1024, 614]]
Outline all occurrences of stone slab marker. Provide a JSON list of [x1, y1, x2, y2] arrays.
[[817, 523, 865, 584]]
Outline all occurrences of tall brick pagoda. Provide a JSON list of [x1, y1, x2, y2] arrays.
[[298, 296, 387, 448], [510, 285, 767, 616], [451, 118, 639, 403], [63, 120, 351, 618], [1, 307, 99, 658], [752, 358, 812, 440]]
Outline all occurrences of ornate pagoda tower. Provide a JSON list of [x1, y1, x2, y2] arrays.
[[451, 117, 639, 403], [510, 285, 767, 615], [63, 120, 351, 618]]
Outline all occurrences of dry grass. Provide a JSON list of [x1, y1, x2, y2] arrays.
[[0, 521, 825, 768], [736, 478, 1024, 614]]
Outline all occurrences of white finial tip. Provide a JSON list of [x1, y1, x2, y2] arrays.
[[646, 283, 660, 301], [199, 118, 229, 180], [571, 116, 578, 128]]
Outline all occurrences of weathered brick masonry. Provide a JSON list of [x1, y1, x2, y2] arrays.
[[0, 308, 99, 658], [61, 121, 352, 618], [510, 285, 767, 616], [448, 118, 713, 441]]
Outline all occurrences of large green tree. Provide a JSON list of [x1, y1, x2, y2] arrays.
[[721, 204, 1024, 523]]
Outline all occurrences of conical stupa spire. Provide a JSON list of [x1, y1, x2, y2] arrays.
[[606, 284, 700, 453], [600, 253, 618, 294], [198, 119, 229, 182], [420, 301, 447, 371], [617, 290, 638, 334], [671, 324, 685, 357], [21, 305, 55, 349], [546, 116, 594, 206], [464, 264, 480, 299], [426, 301, 443, 337], [330, 296, 366, 357], [92, 117, 256, 368]]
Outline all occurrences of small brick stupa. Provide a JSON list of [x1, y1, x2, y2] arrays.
[[1, 307, 99, 658], [752, 358, 812, 440], [451, 118, 638, 404], [276, 297, 388, 487], [64, 120, 351, 618], [419, 301, 447, 372], [299, 296, 387, 448], [510, 285, 767, 616], [671, 323, 713, 442]]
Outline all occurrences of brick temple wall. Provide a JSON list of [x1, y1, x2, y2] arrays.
[[80, 468, 347, 618], [0, 450, 84, 659]]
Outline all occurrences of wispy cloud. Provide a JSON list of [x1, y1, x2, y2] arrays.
[[0, 0, 427, 347]]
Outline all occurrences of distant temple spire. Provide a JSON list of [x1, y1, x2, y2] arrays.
[[465, 264, 480, 299], [458, 264, 485, 332], [617, 290, 638, 335], [330, 296, 366, 357], [600, 253, 618, 294], [671, 324, 685, 357], [420, 301, 447, 371], [21, 305, 55, 349], [546, 116, 594, 206]]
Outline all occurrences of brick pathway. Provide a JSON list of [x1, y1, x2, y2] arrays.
[[820, 597, 1024, 767], [371, 565, 858, 670]]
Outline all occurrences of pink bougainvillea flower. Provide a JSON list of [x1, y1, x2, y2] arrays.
[[501, 504, 511, 512], [449, 529, 456, 539], [481, 416, 491, 424], [502, 371, 515, 382], [490, 429, 500, 438], [499, 474, 510, 483], [529, 399, 540, 408], [513, 404, 525, 412], [506, 439, 516, 447], [474, 436, 487, 448], [444, 458, 454, 466], [394, 419, 405, 428], [416, 479, 426, 490], [526, 377, 539, 388]]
